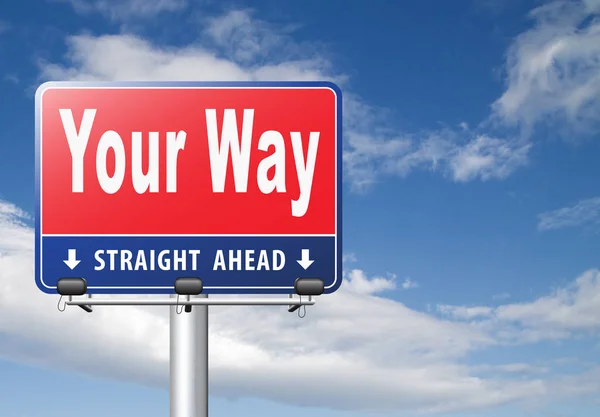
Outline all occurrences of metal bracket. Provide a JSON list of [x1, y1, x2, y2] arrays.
[[174, 277, 203, 313], [56, 278, 93, 313], [288, 277, 323, 312], [79, 294, 93, 313]]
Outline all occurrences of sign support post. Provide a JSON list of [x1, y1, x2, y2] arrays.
[[170, 294, 209, 417]]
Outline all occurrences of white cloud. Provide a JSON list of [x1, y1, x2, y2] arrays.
[[342, 0, 600, 185], [38, 7, 530, 191], [493, 292, 511, 300], [3, 200, 600, 411], [401, 278, 418, 289], [52, 0, 187, 21], [492, 0, 600, 137], [343, 128, 530, 191], [495, 269, 600, 332], [341, 252, 357, 264], [538, 196, 600, 231], [205, 9, 276, 63], [203, 9, 306, 65], [448, 135, 531, 182], [3, 74, 19, 85], [438, 269, 600, 343], [0, 199, 555, 413], [473, 363, 550, 375], [343, 269, 396, 294], [40, 34, 251, 82], [437, 305, 494, 320], [43, 0, 600, 190], [493, 363, 549, 374]]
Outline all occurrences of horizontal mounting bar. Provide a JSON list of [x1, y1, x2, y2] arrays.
[[65, 297, 315, 307]]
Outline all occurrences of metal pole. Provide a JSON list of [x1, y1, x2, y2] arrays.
[[170, 294, 208, 417]]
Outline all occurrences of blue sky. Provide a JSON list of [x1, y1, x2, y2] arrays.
[[1, 0, 600, 416]]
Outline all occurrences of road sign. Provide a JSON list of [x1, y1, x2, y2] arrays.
[[35, 81, 342, 294]]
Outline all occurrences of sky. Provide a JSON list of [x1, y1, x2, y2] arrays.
[[1, 0, 600, 416]]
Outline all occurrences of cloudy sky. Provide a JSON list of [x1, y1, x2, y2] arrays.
[[2, 0, 600, 416]]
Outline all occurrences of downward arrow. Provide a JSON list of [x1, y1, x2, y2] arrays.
[[296, 249, 314, 270], [63, 249, 80, 270]]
